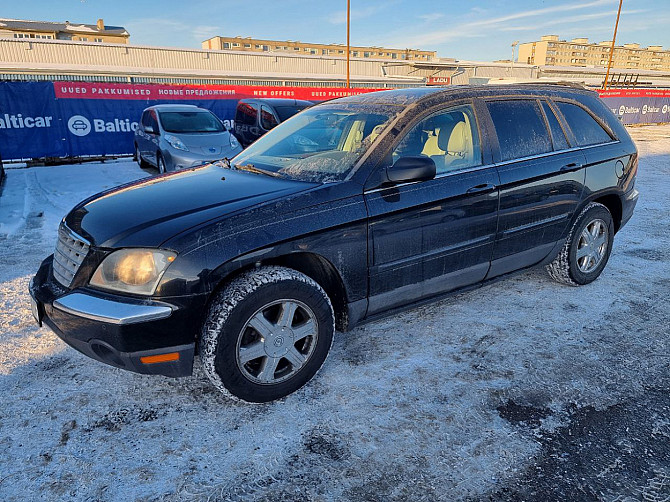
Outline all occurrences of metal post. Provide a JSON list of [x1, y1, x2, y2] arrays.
[[346, 0, 351, 88], [603, 0, 623, 90]]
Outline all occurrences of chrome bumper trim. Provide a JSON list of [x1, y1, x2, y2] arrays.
[[53, 292, 172, 325]]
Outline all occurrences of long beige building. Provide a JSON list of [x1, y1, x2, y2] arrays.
[[0, 18, 129, 44], [203, 36, 435, 61], [519, 35, 670, 71]]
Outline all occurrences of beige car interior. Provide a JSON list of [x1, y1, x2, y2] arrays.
[[394, 110, 480, 174]]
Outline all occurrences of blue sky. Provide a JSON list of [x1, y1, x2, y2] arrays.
[[3, 0, 668, 61]]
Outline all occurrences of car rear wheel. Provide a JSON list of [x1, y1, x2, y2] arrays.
[[200, 266, 335, 403], [546, 202, 614, 286]]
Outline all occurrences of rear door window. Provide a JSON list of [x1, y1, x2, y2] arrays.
[[237, 103, 258, 126], [554, 101, 613, 146], [541, 101, 570, 151], [486, 100, 552, 161]]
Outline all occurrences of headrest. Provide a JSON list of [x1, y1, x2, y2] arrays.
[[437, 116, 465, 151]]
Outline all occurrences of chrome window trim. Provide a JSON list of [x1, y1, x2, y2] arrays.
[[53, 292, 173, 325]]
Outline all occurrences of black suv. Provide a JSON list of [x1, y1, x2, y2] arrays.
[[30, 85, 638, 403], [234, 98, 313, 147]]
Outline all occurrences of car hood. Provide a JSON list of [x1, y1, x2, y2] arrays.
[[65, 164, 318, 248], [168, 132, 234, 155]]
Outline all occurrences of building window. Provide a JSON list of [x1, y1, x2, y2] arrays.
[[338, 50, 344, 54], [94, 38, 103, 43], [262, 45, 269, 51], [294, 47, 300, 51], [244, 43, 251, 48], [391, 53, 397, 59], [364, 52, 370, 57], [80, 37, 88, 41], [233, 43, 240, 47], [223, 42, 230, 48]]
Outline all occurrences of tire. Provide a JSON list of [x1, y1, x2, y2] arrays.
[[135, 144, 149, 169], [157, 153, 167, 174], [546, 202, 614, 286], [200, 266, 335, 403]]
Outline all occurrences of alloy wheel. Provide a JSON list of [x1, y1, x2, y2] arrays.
[[576, 218, 609, 273], [235, 299, 318, 385]]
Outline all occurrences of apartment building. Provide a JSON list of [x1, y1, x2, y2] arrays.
[[203, 36, 435, 61], [519, 35, 670, 71], [0, 18, 129, 44]]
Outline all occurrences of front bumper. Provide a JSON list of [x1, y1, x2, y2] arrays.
[[29, 256, 205, 377]]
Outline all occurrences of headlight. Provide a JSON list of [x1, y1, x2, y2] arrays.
[[229, 133, 240, 149], [90, 249, 176, 295], [164, 134, 189, 151]]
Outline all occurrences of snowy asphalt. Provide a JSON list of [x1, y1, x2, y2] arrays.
[[0, 126, 668, 501]]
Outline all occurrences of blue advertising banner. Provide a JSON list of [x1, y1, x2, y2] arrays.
[[0, 82, 68, 159], [598, 89, 670, 125]]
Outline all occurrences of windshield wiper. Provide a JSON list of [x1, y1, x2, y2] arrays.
[[215, 158, 232, 169], [234, 163, 286, 179]]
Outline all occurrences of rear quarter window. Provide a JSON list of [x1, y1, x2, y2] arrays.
[[554, 101, 613, 146], [486, 99, 552, 161]]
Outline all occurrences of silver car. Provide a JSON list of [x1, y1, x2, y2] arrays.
[[134, 104, 242, 173]]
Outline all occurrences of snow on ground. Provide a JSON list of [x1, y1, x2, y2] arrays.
[[0, 129, 669, 501]]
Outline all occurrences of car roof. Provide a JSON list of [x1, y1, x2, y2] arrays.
[[331, 84, 597, 106], [238, 98, 314, 107]]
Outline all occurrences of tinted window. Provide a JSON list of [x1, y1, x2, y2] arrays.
[[260, 105, 279, 130], [158, 111, 224, 133], [141, 111, 151, 127], [541, 101, 570, 150], [237, 103, 258, 126], [275, 105, 310, 122], [555, 101, 612, 146], [487, 100, 552, 161], [392, 104, 482, 174]]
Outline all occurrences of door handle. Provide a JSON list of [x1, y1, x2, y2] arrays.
[[560, 162, 583, 173], [466, 183, 497, 194]]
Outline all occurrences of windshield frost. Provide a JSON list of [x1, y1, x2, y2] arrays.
[[232, 105, 396, 183]]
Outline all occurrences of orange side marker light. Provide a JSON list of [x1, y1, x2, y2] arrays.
[[140, 352, 180, 364]]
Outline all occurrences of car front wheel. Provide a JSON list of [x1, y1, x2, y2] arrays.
[[135, 144, 149, 169], [157, 153, 167, 174], [200, 266, 335, 403], [546, 202, 614, 286]]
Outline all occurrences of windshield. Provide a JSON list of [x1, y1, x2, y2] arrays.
[[158, 111, 225, 133], [232, 104, 396, 183], [274, 105, 311, 122]]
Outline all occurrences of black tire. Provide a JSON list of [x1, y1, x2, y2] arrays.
[[157, 153, 167, 174], [200, 266, 335, 403], [135, 144, 149, 169], [546, 202, 614, 286]]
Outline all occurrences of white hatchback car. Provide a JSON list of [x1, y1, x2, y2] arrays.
[[134, 104, 242, 173]]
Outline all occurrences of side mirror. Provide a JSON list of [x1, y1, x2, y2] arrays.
[[145, 125, 156, 135], [386, 156, 436, 184]]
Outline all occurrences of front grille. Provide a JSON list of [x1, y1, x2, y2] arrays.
[[53, 223, 90, 288]]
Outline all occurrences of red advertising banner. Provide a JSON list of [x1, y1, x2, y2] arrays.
[[597, 89, 670, 98], [54, 82, 387, 101]]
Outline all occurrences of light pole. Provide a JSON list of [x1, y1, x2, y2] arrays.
[[511, 40, 519, 75], [346, 0, 351, 88], [603, 0, 623, 90]]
